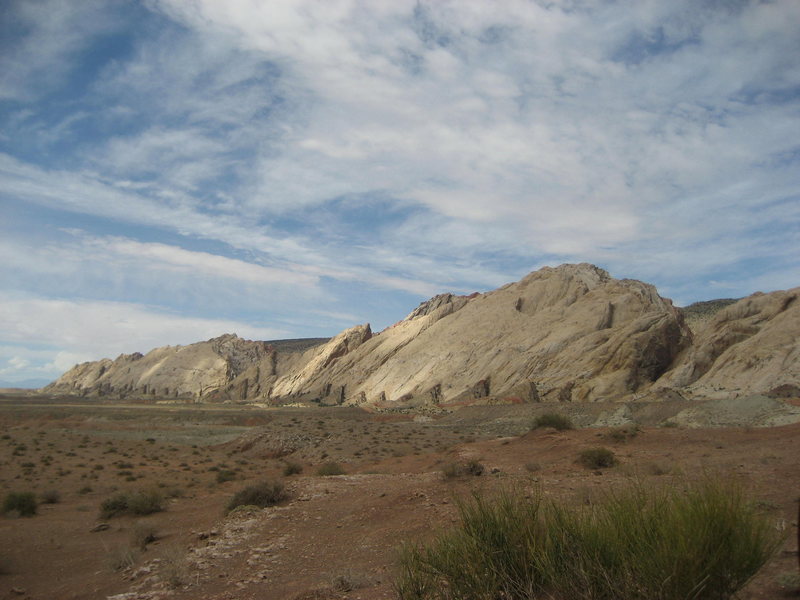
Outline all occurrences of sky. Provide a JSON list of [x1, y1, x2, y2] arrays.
[[1, 0, 799, 387]]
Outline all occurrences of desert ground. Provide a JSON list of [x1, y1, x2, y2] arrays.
[[0, 393, 798, 600]]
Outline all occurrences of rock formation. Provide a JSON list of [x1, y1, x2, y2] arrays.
[[658, 288, 800, 399], [45, 264, 799, 407]]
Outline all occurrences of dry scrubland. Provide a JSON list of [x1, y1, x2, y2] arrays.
[[0, 394, 798, 600]]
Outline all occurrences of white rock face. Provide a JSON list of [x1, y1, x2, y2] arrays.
[[659, 288, 800, 399], [44, 264, 799, 405]]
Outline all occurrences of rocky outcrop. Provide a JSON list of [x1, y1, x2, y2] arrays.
[[258, 264, 691, 405], [46, 334, 281, 400], [658, 288, 800, 399], [44, 264, 799, 406]]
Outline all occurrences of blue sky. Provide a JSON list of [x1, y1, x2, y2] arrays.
[[1, 0, 799, 387]]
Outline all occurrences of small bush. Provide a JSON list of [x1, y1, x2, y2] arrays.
[[283, 461, 303, 476], [100, 489, 164, 519], [578, 447, 617, 469], [317, 462, 346, 476], [442, 460, 485, 479], [3, 491, 37, 517], [396, 480, 782, 600], [100, 494, 131, 519], [40, 489, 61, 504], [603, 425, 640, 442], [215, 469, 237, 484], [226, 479, 286, 513], [532, 413, 574, 431]]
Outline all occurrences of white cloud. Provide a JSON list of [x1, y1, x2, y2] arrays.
[[0, 293, 288, 359], [95, 237, 317, 288]]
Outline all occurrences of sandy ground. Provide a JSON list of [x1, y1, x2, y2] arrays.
[[0, 396, 798, 600]]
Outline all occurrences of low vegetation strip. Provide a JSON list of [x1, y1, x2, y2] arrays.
[[396, 480, 782, 600]]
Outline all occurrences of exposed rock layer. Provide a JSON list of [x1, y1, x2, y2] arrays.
[[45, 264, 800, 405]]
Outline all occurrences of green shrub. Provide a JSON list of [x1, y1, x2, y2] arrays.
[[283, 461, 303, 476], [316, 461, 346, 476], [578, 447, 617, 469], [226, 479, 286, 513], [531, 413, 574, 431], [3, 491, 37, 517], [395, 480, 781, 600]]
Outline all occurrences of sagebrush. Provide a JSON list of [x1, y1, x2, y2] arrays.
[[2, 491, 38, 517], [531, 413, 574, 431], [226, 479, 286, 513], [100, 489, 164, 519]]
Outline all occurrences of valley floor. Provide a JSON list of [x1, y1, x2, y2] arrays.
[[0, 396, 798, 600]]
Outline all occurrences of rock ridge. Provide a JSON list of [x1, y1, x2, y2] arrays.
[[44, 264, 800, 407]]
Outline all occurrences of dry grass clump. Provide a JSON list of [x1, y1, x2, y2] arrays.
[[283, 461, 303, 476], [130, 521, 158, 549], [577, 447, 617, 469], [107, 545, 139, 572], [40, 489, 61, 504], [441, 459, 485, 479], [316, 462, 346, 476], [226, 479, 286, 513], [396, 480, 781, 600], [159, 544, 189, 589], [602, 425, 640, 442]]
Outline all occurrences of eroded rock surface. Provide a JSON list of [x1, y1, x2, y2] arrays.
[[44, 264, 799, 406]]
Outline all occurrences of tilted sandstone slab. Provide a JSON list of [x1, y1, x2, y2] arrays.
[[658, 288, 800, 398], [265, 264, 691, 405], [45, 334, 276, 400], [43, 264, 799, 406]]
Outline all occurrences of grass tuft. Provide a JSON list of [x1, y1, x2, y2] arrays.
[[395, 480, 782, 600]]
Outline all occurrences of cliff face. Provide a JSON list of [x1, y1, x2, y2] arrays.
[[44, 264, 800, 406]]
